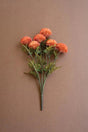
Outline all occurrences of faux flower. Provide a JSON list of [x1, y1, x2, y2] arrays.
[[46, 39, 57, 46], [20, 36, 32, 45], [56, 43, 68, 53], [33, 34, 46, 42], [28, 41, 40, 49], [40, 28, 52, 37], [20, 28, 68, 111]]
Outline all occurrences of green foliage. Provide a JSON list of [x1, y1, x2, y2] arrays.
[[22, 40, 61, 81], [22, 45, 28, 54], [44, 62, 61, 76], [24, 70, 38, 79], [44, 46, 54, 54], [28, 60, 41, 79], [40, 38, 49, 52], [44, 46, 59, 59], [28, 60, 34, 69], [29, 70, 38, 78], [35, 53, 42, 63], [28, 60, 41, 72], [35, 63, 41, 72], [53, 50, 59, 59], [35, 53, 47, 66], [35, 47, 41, 55], [22, 45, 35, 56]]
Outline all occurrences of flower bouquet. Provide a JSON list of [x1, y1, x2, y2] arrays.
[[20, 28, 68, 111]]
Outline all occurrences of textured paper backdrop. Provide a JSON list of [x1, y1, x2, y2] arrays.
[[0, 0, 88, 132]]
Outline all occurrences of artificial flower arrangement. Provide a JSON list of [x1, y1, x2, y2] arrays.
[[20, 28, 68, 111]]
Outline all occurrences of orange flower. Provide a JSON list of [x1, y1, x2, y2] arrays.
[[28, 41, 40, 49], [46, 39, 57, 46], [33, 34, 46, 42], [56, 43, 68, 53], [20, 36, 32, 45], [40, 28, 52, 37]]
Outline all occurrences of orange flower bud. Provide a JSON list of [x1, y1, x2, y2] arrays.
[[28, 41, 40, 49], [46, 39, 57, 46], [56, 43, 68, 53], [40, 28, 52, 37], [33, 34, 46, 43], [20, 36, 32, 45]]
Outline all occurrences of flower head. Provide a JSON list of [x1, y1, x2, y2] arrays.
[[28, 41, 40, 49], [20, 36, 32, 45], [56, 43, 68, 53], [33, 34, 46, 43], [46, 39, 57, 46], [40, 28, 52, 37]]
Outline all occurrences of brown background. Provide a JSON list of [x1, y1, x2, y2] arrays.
[[0, 0, 88, 132]]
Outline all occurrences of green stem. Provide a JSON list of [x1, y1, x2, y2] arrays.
[[49, 55, 50, 63], [40, 74, 47, 111], [40, 93, 43, 111], [30, 60, 41, 86], [23, 45, 33, 59]]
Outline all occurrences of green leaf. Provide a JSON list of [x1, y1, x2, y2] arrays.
[[35, 63, 41, 72], [44, 46, 53, 54], [35, 47, 41, 54], [28, 59, 42, 72], [24, 71, 38, 79], [29, 70, 38, 78], [35, 53, 42, 63], [44, 62, 61, 76], [53, 50, 59, 59], [28, 60, 34, 69], [22, 45, 34, 57]]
